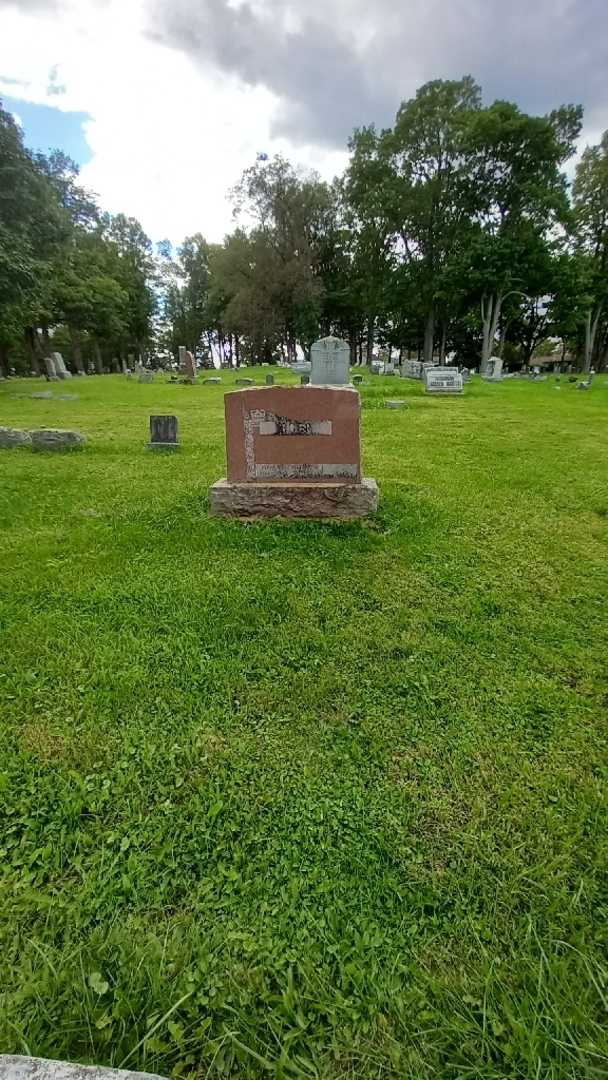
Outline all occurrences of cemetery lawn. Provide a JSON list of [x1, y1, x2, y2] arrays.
[[1, 371, 608, 1080]]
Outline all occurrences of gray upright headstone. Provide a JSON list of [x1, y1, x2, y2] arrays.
[[44, 356, 59, 381], [184, 350, 197, 382], [265, 373, 274, 385], [310, 336, 350, 386]]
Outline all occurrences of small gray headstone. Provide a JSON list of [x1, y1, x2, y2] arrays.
[[310, 336, 350, 385], [236, 377, 254, 385], [0, 427, 32, 448], [139, 371, 154, 384], [265, 373, 275, 385], [31, 429, 85, 451], [31, 391, 54, 400], [300, 374, 310, 385], [147, 414, 179, 451], [385, 400, 409, 409], [204, 377, 221, 384]]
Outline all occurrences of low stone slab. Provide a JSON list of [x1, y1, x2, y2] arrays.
[[204, 377, 221, 384], [235, 377, 254, 385], [31, 429, 85, 451], [31, 392, 54, 399], [209, 477, 379, 519], [0, 1056, 167, 1080], [0, 427, 32, 448], [385, 400, 408, 409]]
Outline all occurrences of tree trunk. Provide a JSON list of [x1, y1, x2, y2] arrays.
[[24, 327, 41, 375], [480, 293, 502, 374], [93, 340, 103, 374], [0, 342, 9, 378], [234, 335, 240, 368], [358, 336, 363, 365], [423, 307, 435, 366], [365, 318, 375, 366], [349, 330, 358, 366], [584, 305, 602, 372], [69, 326, 85, 373], [438, 321, 447, 366]]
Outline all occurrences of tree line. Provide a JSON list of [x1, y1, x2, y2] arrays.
[[1, 76, 608, 376]]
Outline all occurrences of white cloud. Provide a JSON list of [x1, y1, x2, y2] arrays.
[[0, 0, 347, 244]]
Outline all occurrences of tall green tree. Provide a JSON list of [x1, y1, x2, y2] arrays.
[[572, 132, 608, 370]]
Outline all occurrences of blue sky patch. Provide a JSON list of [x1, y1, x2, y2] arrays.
[[2, 94, 92, 167]]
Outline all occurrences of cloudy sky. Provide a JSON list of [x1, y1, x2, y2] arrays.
[[1, 0, 606, 246]]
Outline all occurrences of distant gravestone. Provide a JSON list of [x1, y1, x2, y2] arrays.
[[44, 356, 59, 381], [204, 377, 221, 384], [461, 367, 471, 382], [401, 359, 423, 379], [184, 350, 197, 383], [385, 400, 408, 409], [147, 415, 179, 451], [300, 374, 310, 385], [31, 429, 85, 451], [483, 356, 504, 381], [52, 353, 72, 380], [310, 336, 350, 386], [352, 374, 364, 385], [139, 370, 154, 384], [370, 360, 383, 376], [292, 361, 311, 375], [265, 373, 275, 385], [31, 391, 54, 400], [424, 368, 464, 395], [236, 377, 254, 385]]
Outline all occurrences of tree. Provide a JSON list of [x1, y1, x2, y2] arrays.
[[467, 100, 581, 371], [572, 132, 608, 370], [347, 78, 482, 365]]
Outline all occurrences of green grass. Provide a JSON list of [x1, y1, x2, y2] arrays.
[[1, 370, 607, 1079]]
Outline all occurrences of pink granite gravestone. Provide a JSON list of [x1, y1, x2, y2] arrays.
[[209, 385, 378, 518]]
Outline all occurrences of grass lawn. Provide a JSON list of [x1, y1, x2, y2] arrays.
[[1, 370, 607, 1079]]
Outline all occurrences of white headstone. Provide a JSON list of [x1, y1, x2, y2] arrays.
[[484, 356, 504, 381], [424, 368, 464, 394], [310, 336, 350, 386]]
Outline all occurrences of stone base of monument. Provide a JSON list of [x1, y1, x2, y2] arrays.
[[0, 1057, 166, 1080], [209, 478, 379, 519]]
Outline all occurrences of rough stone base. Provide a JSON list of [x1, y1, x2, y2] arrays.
[[0, 1057, 166, 1080], [209, 477, 379, 519], [146, 442, 180, 451]]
